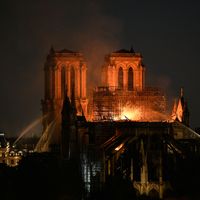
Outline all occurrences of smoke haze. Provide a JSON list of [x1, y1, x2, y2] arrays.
[[1, 0, 200, 136]]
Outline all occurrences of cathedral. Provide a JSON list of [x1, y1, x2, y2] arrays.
[[37, 47, 199, 199]]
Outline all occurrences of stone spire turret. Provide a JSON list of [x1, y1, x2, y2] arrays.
[[171, 87, 190, 126]]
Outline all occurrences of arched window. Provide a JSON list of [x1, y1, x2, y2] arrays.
[[70, 66, 75, 98], [128, 67, 133, 91], [118, 67, 123, 89], [61, 67, 66, 98]]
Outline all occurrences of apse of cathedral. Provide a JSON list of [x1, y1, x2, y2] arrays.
[[37, 47, 199, 199]]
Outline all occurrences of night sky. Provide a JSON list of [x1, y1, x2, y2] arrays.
[[1, 0, 200, 137]]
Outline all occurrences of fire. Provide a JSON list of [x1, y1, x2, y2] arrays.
[[121, 106, 142, 121], [114, 105, 171, 122]]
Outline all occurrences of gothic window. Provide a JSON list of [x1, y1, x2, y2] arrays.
[[70, 66, 75, 97], [128, 67, 133, 91], [118, 67, 123, 89], [61, 67, 66, 98]]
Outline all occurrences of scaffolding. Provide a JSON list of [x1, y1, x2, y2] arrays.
[[92, 86, 167, 121]]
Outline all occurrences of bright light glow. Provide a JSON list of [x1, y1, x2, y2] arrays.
[[114, 105, 171, 122], [115, 143, 124, 151], [121, 106, 142, 121]]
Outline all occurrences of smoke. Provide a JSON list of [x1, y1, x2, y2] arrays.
[[146, 71, 176, 114], [35, 1, 123, 91], [67, 1, 123, 87], [1, 0, 198, 136], [0, 1, 123, 136]]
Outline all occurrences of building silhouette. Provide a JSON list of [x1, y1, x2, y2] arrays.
[[39, 47, 200, 199]]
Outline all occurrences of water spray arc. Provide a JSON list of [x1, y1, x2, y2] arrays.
[[13, 114, 48, 146], [34, 118, 58, 152]]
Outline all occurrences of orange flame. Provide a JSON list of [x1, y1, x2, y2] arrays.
[[121, 106, 142, 121], [115, 105, 171, 122]]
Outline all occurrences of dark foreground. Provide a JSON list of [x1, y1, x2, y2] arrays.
[[1, 153, 200, 200]]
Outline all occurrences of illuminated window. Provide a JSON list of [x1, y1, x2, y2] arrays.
[[128, 67, 133, 91], [118, 67, 123, 89]]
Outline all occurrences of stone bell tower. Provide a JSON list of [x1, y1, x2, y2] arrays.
[[101, 48, 145, 91], [41, 47, 88, 148]]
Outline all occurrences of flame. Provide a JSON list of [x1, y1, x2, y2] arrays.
[[114, 105, 171, 122], [121, 106, 142, 121]]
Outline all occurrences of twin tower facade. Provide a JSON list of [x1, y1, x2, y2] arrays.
[[41, 47, 146, 145]]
